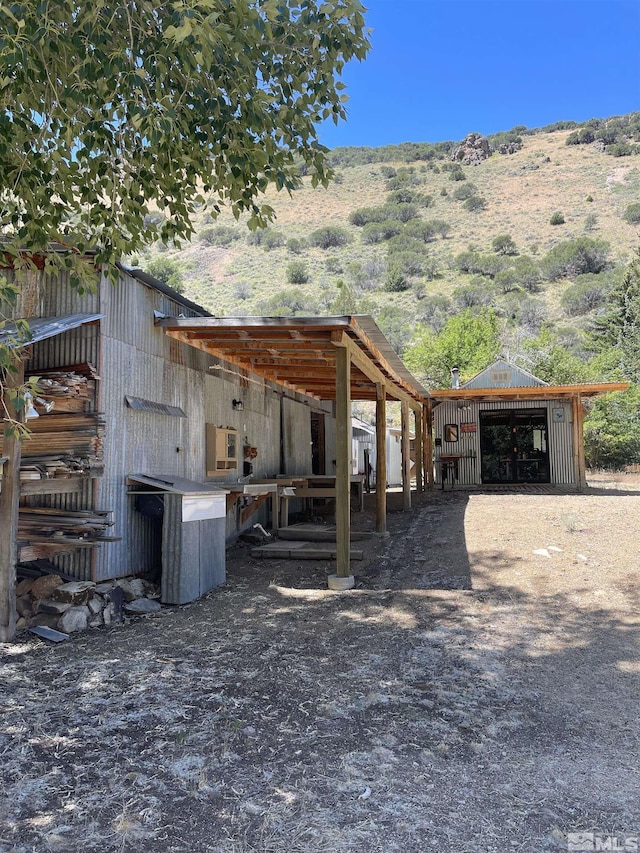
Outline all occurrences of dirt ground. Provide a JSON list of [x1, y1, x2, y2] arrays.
[[2, 473, 639, 853]]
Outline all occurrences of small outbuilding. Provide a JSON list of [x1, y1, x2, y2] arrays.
[[430, 359, 627, 489]]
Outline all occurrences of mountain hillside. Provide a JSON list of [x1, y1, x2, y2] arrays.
[[136, 116, 640, 368]]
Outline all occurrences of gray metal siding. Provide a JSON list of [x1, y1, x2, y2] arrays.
[[433, 399, 575, 486], [463, 359, 546, 389]]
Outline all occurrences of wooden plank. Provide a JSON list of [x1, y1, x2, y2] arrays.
[[375, 383, 387, 534], [401, 400, 411, 511], [335, 345, 351, 577]]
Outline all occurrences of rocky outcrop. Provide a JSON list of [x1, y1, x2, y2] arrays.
[[451, 133, 491, 165]]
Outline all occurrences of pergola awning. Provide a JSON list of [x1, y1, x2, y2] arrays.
[[156, 314, 429, 408]]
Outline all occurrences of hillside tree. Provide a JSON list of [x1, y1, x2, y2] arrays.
[[0, 0, 370, 641]]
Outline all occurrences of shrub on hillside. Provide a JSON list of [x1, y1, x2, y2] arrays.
[[463, 195, 487, 212], [286, 261, 309, 284], [511, 256, 542, 292], [257, 287, 316, 316], [452, 183, 477, 201], [449, 167, 466, 182], [198, 225, 241, 247], [247, 228, 284, 249], [383, 264, 410, 292], [308, 225, 352, 249], [453, 284, 496, 310], [491, 234, 518, 256], [361, 221, 403, 244], [541, 238, 610, 280], [549, 212, 565, 225], [560, 274, 610, 316], [623, 203, 640, 224], [287, 237, 308, 254]]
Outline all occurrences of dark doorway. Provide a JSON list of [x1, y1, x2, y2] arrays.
[[310, 411, 326, 475], [480, 409, 550, 484]]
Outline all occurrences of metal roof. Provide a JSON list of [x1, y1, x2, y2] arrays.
[[156, 314, 430, 406], [0, 313, 103, 348]]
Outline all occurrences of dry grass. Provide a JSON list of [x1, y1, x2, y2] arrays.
[[146, 129, 640, 327]]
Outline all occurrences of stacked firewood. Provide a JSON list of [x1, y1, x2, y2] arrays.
[[17, 507, 117, 562], [26, 363, 99, 414]]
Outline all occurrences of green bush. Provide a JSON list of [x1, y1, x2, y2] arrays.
[[286, 260, 309, 284], [463, 195, 487, 212], [449, 167, 466, 182], [361, 221, 403, 244], [549, 211, 565, 225], [491, 234, 518, 256], [560, 274, 610, 316], [452, 182, 477, 201], [308, 225, 352, 249], [623, 203, 640, 224], [287, 237, 308, 254], [198, 225, 241, 247], [247, 228, 284, 249], [383, 264, 410, 292], [404, 220, 437, 243], [541, 238, 610, 280]]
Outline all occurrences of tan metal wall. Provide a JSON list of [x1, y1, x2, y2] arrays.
[[433, 398, 575, 486]]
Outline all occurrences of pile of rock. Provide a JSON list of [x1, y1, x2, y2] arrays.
[[16, 574, 162, 636], [451, 133, 491, 165]]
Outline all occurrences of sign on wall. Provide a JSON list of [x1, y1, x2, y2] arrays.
[[460, 422, 477, 434]]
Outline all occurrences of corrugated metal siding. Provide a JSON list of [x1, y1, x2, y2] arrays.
[[433, 399, 575, 486], [281, 396, 312, 475], [463, 359, 547, 389]]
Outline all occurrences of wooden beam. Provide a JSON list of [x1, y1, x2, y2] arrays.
[[0, 359, 24, 642], [375, 383, 387, 534], [401, 399, 411, 511], [572, 394, 587, 490], [414, 406, 423, 493], [331, 332, 421, 411], [335, 345, 351, 578]]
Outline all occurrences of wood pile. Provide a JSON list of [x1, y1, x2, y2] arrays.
[[17, 507, 117, 562], [26, 363, 99, 414]]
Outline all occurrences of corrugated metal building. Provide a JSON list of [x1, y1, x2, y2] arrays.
[[6, 265, 336, 592], [430, 359, 623, 489]]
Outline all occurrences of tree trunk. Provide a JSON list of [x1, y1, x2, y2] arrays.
[[0, 359, 24, 642]]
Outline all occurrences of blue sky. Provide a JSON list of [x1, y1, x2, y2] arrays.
[[319, 0, 640, 148]]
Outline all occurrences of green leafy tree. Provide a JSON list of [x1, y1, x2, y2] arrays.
[[145, 257, 185, 294], [541, 238, 610, 280], [405, 309, 500, 387], [0, 0, 369, 272], [0, 0, 369, 641]]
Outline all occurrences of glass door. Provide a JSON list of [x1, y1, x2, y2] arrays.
[[480, 409, 550, 484]]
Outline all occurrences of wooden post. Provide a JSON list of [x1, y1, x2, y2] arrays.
[[335, 346, 351, 578], [572, 394, 587, 490], [424, 400, 433, 489], [571, 394, 585, 491], [414, 406, 423, 493], [401, 399, 411, 511], [375, 383, 387, 535], [0, 359, 24, 643]]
